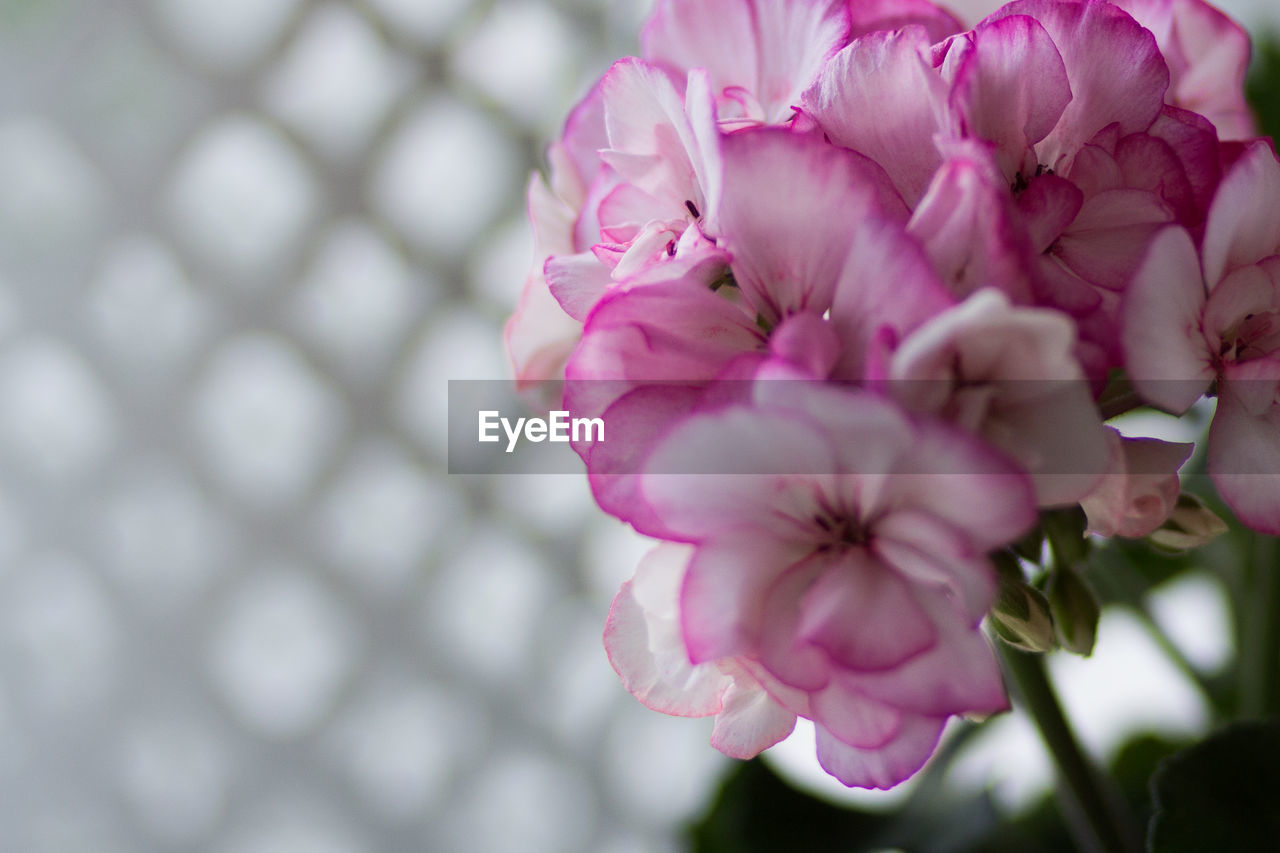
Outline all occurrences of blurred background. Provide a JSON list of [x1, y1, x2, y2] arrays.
[[0, 1, 1277, 851]]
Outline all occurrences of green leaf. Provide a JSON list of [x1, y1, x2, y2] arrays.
[[1048, 564, 1099, 656], [1148, 721, 1280, 853]]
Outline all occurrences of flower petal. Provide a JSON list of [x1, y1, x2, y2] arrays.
[[797, 549, 938, 673], [989, 0, 1169, 171], [802, 26, 949, 206], [814, 713, 947, 789], [1202, 139, 1280, 288], [908, 143, 1036, 302], [1208, 363, 1280, 535], [710, 127, 906, 323], [710, 678, 798, 758], [849, 0, 964, 42], [1121, 225, 1215, 413], [604, 543, 730, 716], [948, 13, 1072, 181], [642, 0, 851, 124], [680, 531, 813, 662]]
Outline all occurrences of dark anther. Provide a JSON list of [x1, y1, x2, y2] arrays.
[[814, 515, 833, 532], [685, 200, 700, 218], [666, 240, 677, 257], [1012, 171, 1029, 193]]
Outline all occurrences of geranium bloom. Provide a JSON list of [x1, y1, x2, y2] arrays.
[[803, 0, 1221, 376], [614, 381, 1036, 788], [641, 0, 852, 128], [605, 543, 798, 759], [943, 0, 1255, 139], [563, 127, 948, 534], [505, 0, 1260, 795], [872, 288, 1111, 505], [1124, 140, 1280, 534], [1081, 428, 1193, 537], [505, 83, 607, 384]]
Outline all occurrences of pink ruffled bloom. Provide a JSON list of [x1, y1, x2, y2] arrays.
[[803, 0, 1224, 377], [1081, 428, 1193, 537], [944, 0, 1256, 140], [563, 127, 943, 534], [503, 0, 1266, 795], [604, 381, 1036, 788], [1124, 140, 1280, 534], [873, 288, 1111, 505]]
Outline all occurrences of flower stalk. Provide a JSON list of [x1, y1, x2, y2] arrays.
[[999, 645, 1141, 853]]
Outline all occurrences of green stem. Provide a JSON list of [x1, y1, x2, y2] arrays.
[[999, 646, 1141, 853], [1098, 547, 1224, 715], [1239, 534, 1279, 718]]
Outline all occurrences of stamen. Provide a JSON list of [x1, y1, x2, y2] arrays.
[[685, 200, 700, 219]]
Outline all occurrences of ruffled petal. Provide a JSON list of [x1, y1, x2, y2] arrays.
[[1054, 188, 1173, 291], [814, 713, 947, 789], [880, 422, 1038, 550], [680, 531, 813, 662], [604, 543, 730, 716], [1202, 140, 1280, 288], [908, 142, 1036, 302], [988, 0, 1169, 171], [710, 677, 798, 758], [830, 218, 954, 379], [849, 0, 964, 42], [709, 127, 907, 322], [802, 26, 950, 206], [1121, 225, 1215, 413], [642, 0, 850, 124], [948, 13, 1072, 182], [1208, 362, 1280, 535], [846, 584, 1010, 717], [1115, 0, 1255, 140], [797, 549, 938, 672]]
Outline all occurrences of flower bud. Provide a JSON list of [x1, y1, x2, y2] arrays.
[[1048, 564, 1100, 656], [1148, 493, 1230, 553], [990, 554, 1056, 653]]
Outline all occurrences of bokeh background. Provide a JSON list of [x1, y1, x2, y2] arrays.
[[0, 1, 1277, 851]]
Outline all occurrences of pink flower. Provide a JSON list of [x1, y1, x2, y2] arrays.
[[907, 139, 1039, 302], [849, 0, 966, 43], [505, 82, 608, 383], [944, 0, 1257, 139], [563, 128, 949, 533], [944, 0, 1185, 309], [1081, 428, 1193, 537], [802, 0, 1221, 381], [545, 59, 727, 321], [1123, 140, 1280, 533], [629, 381, 1036, 787], [641, 0, 852, 128], [873, 288, 1111, 505], [605, 543, 798, 759], [802, 24, 951, 207]]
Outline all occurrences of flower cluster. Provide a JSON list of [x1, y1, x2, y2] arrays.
[[505, 0, 1272, 788]]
